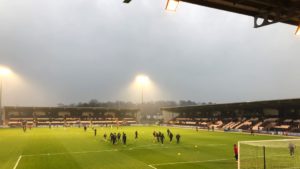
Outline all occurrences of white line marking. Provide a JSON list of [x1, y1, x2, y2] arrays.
[[239, 138, 300, 144], [20, 145, 232, 169], [150, 158, 231, 166], [22, 149, 116, 157], [148, 165, 157, 169], [21, 141, 228, 158], [13, 155, 22, 169], [21, 144, 177, 157]]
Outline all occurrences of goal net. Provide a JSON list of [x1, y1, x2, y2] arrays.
[[238, 139, 300, 169]]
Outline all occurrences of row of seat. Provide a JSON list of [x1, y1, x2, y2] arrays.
[[168, 117, 300, 132]]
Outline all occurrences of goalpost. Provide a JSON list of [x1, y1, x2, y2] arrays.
[[238, 139, 300, 169]]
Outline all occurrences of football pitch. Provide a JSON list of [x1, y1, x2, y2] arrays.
[[0, 126, 289, 169]]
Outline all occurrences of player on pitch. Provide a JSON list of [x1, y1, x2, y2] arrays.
[[289, 142, 296, 156], [234, 144, 238, 161]]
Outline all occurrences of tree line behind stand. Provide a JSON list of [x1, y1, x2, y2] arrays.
[[58, 99, 215, 123]]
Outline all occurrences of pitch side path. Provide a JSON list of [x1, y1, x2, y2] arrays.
[[0, 126, 289, 169]]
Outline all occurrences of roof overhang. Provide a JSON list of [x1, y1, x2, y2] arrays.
[[161, 98, 300, 112], [181, 0, 300, 27]]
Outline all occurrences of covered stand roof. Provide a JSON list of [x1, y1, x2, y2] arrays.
[[161, 98, 300, 112], [181, 0, 300, 27]]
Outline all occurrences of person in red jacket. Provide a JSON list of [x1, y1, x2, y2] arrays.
[[234, 144, 238, 161]]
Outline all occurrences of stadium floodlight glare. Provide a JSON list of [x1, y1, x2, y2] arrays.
[[0, 67, 12, 77], [296, 25, 300, 36], [0, 66, 12, 123], [135, 74, 150, 104], [135, 75, 150, 86], [166, 0, 179, 11]]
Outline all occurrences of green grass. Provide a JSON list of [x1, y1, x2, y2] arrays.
[[0, 126, 290, 169], [240, 139, 300, 169]]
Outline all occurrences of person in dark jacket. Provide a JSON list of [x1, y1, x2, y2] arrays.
[[176, 134, 181, 144]]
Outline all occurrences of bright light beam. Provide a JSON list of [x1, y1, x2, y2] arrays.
[[166, 0, 180, 12], [296, 25, 300, 36], [135, 74, 151, 104], [0, 66, 13, 122], [135, 75, 150, 86], [0, 66, 12, 77]]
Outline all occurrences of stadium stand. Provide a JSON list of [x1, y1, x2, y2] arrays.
[[161, 98, 300, 135], [2, 106, 139, 127]]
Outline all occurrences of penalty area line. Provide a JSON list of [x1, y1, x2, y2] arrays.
[[148, 165, 157, 169], [21, 144, 176, 157], [13, 155, 22, 169], [149, 158, 231, 167]]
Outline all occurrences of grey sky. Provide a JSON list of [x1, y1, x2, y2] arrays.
[[0, 0, 300, 106]]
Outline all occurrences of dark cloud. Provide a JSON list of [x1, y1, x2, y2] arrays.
[[0, 0, 299, 106]]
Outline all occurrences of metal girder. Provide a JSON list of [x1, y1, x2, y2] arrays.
[[122, 0, 300, 28], [254, 17, 277, 28], [254, 10, 300, 28], [180, 0, 300, 27]]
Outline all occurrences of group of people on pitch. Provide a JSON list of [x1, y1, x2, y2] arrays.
[[103, 132, 127, 145], [153, 129, 181, 144], [83, 125, 128, 145]]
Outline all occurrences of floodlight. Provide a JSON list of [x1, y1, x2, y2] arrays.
[[296, 25, 300, 36], [0, 67, 12, 76], [135, 75, 150, 86], [166, 0, 179, 12]]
